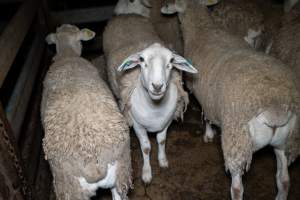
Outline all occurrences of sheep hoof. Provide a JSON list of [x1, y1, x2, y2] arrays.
[[142, 167, 152, 184], [159, 158, 169, 168]]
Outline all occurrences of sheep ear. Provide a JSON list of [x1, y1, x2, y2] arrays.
[[172, 54, 198, 74], [46, 33, 57, 45], [78, 28, 96, 41], [118, 53, 142, 72]]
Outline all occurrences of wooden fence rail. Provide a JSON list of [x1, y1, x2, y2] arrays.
[[0, 0, 38, 88]]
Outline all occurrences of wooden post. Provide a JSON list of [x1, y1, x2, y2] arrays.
[[0, 0, 38, 88], [0, 103, 31, 200], [5, 31, 45, 139]]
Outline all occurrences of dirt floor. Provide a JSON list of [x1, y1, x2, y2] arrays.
[[93, 96, 300, 200]]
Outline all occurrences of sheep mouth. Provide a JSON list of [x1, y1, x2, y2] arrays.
[[149, 90, 164, 96], [149, 90, 165, 99]]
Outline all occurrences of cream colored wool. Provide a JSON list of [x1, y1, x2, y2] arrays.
[[181, 1, 300, 175], [91, 55, 108, 82], [41, 56, 132, 199], [210, 0, 263, 44], [150, 0, 183, 54], [103, 14, 188, 126], [271, 4, 300, 79]]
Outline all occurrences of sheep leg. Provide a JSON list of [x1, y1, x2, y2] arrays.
[[230, 173, 243, 200], [203, 122, 215, 143], [156, 124, 170, 168], [133, 121, 152, 184], [274, 149, 289, 200], [111, 187, 121, 200]]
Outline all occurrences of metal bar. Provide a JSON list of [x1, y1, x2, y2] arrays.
[[51, 5, 114, 24], [5, 31, 45, 139], [0, 0, 38, 88]]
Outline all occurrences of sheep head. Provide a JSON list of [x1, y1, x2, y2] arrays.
[[118, 43, 197, 101], [46, 24, 95, 57]]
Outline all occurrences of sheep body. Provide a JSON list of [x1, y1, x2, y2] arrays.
[[41, 25, 132, 200]]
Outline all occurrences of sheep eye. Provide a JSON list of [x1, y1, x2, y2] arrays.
[[139, 56, 144, 62], [170, 58, 175, 63]]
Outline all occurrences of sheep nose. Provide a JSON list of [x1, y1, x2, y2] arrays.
[[152, 83, 163, 92]]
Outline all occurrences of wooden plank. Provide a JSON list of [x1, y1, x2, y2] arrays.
[[20, 49, 51, 197], [0, 0, 38, 88], [51, 5, 114, 24], [0, 103, 31, 200], [5, 31, 45, 139], [0, 0, 23, 3]]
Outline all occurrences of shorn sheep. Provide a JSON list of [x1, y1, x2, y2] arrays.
[[103, 14, 197, 184], [162, 1, 300, 200], [41, 24, 132, 200]]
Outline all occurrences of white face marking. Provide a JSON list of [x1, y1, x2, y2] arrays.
[[139, 44, 173, 101]]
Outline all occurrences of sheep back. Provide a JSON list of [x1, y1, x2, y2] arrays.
[[210, 0, 263, 39], [150, 0, 183, 54]]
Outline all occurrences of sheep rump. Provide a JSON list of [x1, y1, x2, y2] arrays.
[[103, 14, 188, 126], [182, 3, 300, 175], [41, 57, 132, 199]]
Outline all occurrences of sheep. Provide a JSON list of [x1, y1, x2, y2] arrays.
[[114, 0, 185, 54], [41, 24, 132, 200], [208, 0, 264, 49], [270, 3, 300, 79], [103, 14, 197, 184], [161, 1, 300, 200]]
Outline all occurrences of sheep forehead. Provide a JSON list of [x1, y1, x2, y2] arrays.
[[142, 44, 173, 63]]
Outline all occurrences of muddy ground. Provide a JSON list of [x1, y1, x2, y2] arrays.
[[92, 97, 300, 200]]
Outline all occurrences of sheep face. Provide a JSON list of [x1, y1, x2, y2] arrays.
[[46, 24, 95, 56], [114, 0, 151, 18], [118, 43, 197, 101]]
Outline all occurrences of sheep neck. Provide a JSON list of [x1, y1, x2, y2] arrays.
[[53, 45, 81, 61], [129, 76, 177, 132]]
